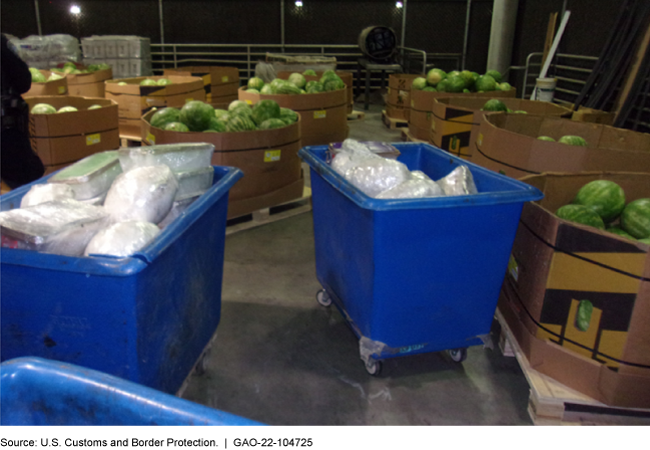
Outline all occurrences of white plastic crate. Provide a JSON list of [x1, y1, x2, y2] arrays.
[[104, 40, 117, 59], [129, 38, 151, 59], [129, 59, 152, 77], [116, 40, 131, 59]]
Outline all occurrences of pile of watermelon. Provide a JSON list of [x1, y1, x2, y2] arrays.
[[149, 99, 298, 133], [555, 179, 650, 244], [30, 103, 102, 114], [245, 70, 346, 95], [537, 135, 588, 146], [481, 99, 527, 113], [411, 69, 512, 93], [30, 62, 112, 83], [140, 78, 173, 86]]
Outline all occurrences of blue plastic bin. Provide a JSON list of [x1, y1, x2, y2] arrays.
[[1, 166, 242, 394], [299, 142, 543, 374], [1, 357, 263, 425]]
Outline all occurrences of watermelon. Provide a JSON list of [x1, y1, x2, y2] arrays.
[[157, 78, 173, 85], [214, 109, 229, 119], [446, 75, 466, 93], [140, 79, 158, 86], [251, 99, 281, 126], [62, 62, 77, 73], [538, 136, 555, 141], [572, 180, 626, 223], [638, 238, 650, 245], [556, 204, 605, 230], [150, 107, 181, 129], [276, 81, 302, 95], [320, 70, 338, 84], [426, 68, 446, 86], [57, 106, 78, 113], [411, 77, 427, 90], [288, 73, 307, 89], [87, 104, 102, 110], [259, 118, 287, 130], [462, 88, 471, 93], [225, 114, 257, 132], [30, 103, 56, 114], [248, 77, 265, 90], [260, 84, 276, 95], [247, 88, 260, 94], [514, 110, 527, 114], [47, 72, 64, 81], [498, 82, 513, 91], [558, 135, 588, 146], [485, 70, 502, 83], [228, 100, 249, 111], [29, 68, 46, 83], [117, 82, 127, 86], [306, 82, 325, 93], [606, 226, 635, 240], [180, 101, 215, 131], [482, 99, 508, 112], [303, 69, 317, 76], [205, 117, 227, 132], [323, 78, 345, 91], [475, 75, 497, 92], [164, 122, 189, 132], [422, 86, 437, 92], [280, 107, 298, 124], [460, 70, 474, 88], [620, 198, 650, 239], [230, 105, 253, 118], [436, 79, 450, 92]]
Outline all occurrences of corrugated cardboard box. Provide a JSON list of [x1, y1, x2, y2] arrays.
[[105, 75, 205, 139], [24, 70, 68, 97], [572, 106, 616, 125], [164, 66, 240, 109], [239, 86, 348, 147], [409, 88, 517, 142], [66, 67, 113, 97], [430, 97, 572, 160], [385, 73, 420, 121], [499, 171, 650, 408], [473, 113, 650, 178], [25, 96, 119, 169], [141, 110, 303, 219]]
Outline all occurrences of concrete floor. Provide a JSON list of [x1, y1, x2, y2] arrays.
[[181, 103, 533, 425]]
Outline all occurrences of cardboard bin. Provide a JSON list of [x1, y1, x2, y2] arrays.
[[25, 96, 119, 173], [239, 86, 348, 147], [104, 75, 205, 139], [164, 66, 240, 110], [66, 68, 113, 97], [141, 110, 304, 219], [24, 70, 68, 97], [430, 97, 572, 160], [385, 73, 420, 121], [499, 171, 650, 409], [409, 88, 517, 142], [473, 113, 650, 179]]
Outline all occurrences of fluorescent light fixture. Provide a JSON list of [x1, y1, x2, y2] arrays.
[[295, 1, 303, 7], [396, 1, 403, 8], [70, 5, 81, 15]]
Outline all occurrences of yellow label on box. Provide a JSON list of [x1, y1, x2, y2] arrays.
[[411, 100, 415, 108], [185, 98, 194, 103], [58, 86, 66, 94], [431, 120, 436, 131], [245, 100, 252, 105], [314, 110, 327, 119], [86, 133, 100, 146], [222, 76, 229, 83], [264, 150, 281, 162], [477, 133, 484, 146], [147, 133, 156, 145]]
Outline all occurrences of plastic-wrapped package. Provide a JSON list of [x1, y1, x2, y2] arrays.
[[175, 166, 214, 201], [410, 170, 432, 181], [158, 196, 198, 229], [20, 184, 75, 208], [331, 150, 380, 176], [330, 139, 401, 160], [437, 166, 479, 196], [376, 178, 444, 199], [0, 199, 108, 256], [49, 151, 122, 200], [84, 221, 160, 257], [118, 143, 214, 173], [344, 158, 412, 198], [103, 165, 179, 224]]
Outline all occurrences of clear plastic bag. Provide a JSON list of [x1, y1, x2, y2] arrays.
[[376, 178, 444, 199], [103, 165, 179, 224], [20, 184, 75, 208], [118, 143, 214, 173], [344, 158, 412, 198], [158, 196, 198, 229], [0, 199, 108, 256], [49, 151, 122, 200], [84, 221, 160, 257], [437, 166, 478, 196], [175, 167, 214, 201]]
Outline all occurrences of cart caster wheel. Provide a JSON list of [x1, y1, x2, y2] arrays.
[[316, 289, 332, 307], [448, 348, 468, 363], [365, 359, 382, 376]]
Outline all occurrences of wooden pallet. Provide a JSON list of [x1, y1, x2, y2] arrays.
[[226, 187, 312, 236], [495, 309, 650, 425], [120, 135, 142, 147], [381, 110, 408, 130], [347, 110, 366, 121], [400, 128, 429, 143]]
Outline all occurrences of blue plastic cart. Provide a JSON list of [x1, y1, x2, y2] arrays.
[[299, 142, 543, 375], [1, 357, 263, 425], [1, 165, 242, 394]]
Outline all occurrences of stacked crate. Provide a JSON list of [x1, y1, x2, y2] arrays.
[[81, 36, 152, 78]]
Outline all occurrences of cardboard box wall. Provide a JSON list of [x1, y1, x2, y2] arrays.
[[408, 88, 517, 141], [24, 70, 68, 97], [499, 171, 650, 408], [141, 110, 303, 219], [473, 113, 650, 179], [430, 97, 572, 160], [238, 86, 348, 147], [105, 75, 205, 139], [385, 73, 421, 121], [25, 96, 119, 166], [277, 70, 355, 114], [572, 106, 616, 125], [66, 68, 112, 97], [163, 66, 240, 108]]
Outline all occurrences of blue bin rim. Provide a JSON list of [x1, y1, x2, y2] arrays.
[[298, 142, 544, 211], [0, 165, 243, 276]]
